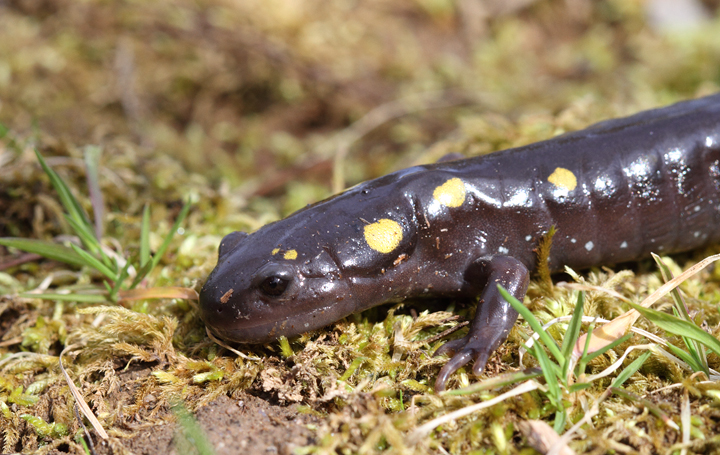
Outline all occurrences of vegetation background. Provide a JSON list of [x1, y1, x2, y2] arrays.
[[1, 0, 720, 453]]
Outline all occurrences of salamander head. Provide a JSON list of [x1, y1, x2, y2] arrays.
[[199, 224, 354, 344]]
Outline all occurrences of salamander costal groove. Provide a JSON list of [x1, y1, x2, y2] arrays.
[[200, 93, 720, 392]]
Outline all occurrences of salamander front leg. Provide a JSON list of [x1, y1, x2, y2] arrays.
[[434, 256, 529, 392]]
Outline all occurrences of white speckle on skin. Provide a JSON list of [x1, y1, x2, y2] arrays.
[[504, 188, 533, 207], [694, 205, 701, 212], [585, 241, 594, 251], [665, 149, 682, 162], [694, 231, 701, 238], [620, 241, 628, 249], [525, 235, 532, 241], [304, 323, 309, 328], [498, 246, 510, 254], [570, 238, 577, 244]]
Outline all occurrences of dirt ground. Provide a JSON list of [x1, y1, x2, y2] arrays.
[[42, 374, 317, 455], [113, 381, 317, 455]]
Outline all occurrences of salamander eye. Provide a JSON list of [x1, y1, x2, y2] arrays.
[[253, 262, 295, 298], [260, 275, 290, 296]]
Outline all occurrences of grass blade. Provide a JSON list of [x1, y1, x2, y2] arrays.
[[664, 342, 704, 373], [568, 382, 593, 393], [69, 244, 117, 281], [64, 214, 103, 257], [652, 254, 690, 319], [131, 201, 191, 288], [34, 150, 94, 240], [445, 368, 543, 396], [560, 292, 584, 377], [628, 301, 720, 357], [83, 145, 104, 241], [171, 399, 217, 455], [576, 322, 596, 376], [498, 284, 563, 363], [20, 293, 109, 303], [140, 204, 151, 267], [652, 254, 707, 374], [574, 253, 720, 358], [610, 350, 651, 388], [109, 260, 132, 302], [0, 238, 87, 268], [582, 332, 633, 364], [553, 408, 566, 433], [130, 261, 153, 289], [532, 340, 562, 410]]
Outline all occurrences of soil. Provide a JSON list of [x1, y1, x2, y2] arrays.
[[115, 393, 316, 455], [38, 366, 318, 455]]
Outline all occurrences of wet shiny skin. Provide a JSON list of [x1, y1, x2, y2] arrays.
[[201, 94, 720, 392]]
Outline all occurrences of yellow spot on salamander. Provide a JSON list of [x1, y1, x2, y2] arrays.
[[271, 248, 280, 255], [283, 249, 298, 260], [364, 219, 403, 254], [548, 167, 577, 191], [433, 178, 466, 207]]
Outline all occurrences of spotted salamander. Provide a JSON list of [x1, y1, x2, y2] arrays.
[[200, 93, 720, 392]]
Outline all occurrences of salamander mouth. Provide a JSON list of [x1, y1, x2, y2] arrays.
[[200, 272, 356, 345], [204, 318, 289, 344], [202, 299, 358, 345]]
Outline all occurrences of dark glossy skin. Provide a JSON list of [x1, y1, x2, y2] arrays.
[[200, 93, 720, 392]]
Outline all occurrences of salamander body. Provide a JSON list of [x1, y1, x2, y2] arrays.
[[200, 94, 720, 391]]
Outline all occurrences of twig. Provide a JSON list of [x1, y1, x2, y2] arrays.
[[556, 282, 631, 302], [59, 343, 109, 440], [74, 402, 98, 455], [0, 337, 22, 347], [520, 419, 576, 455], [423, 321, 469, 345], [681, 389, 690, 455], [206, 327, 261, 361], [407, 379, 540, 444], [0, 253, 42, 271], [118, 286, 199, 302]]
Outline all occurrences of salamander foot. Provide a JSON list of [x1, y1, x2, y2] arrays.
[[433, 325, 510, 393]]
